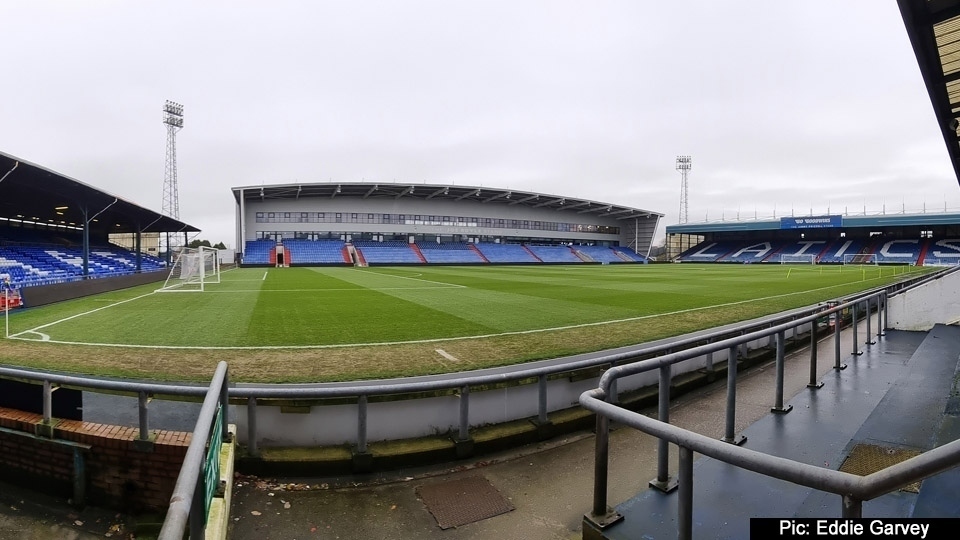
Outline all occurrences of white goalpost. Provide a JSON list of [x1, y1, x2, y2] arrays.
[[157, 246, 221, 292], [842, 253, 878, 265], [779, 254, 818, 264]]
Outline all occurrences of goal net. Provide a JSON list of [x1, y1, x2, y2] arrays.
[[779, 254, 817, 264], [157, 246, 220, 292], [842, 253, 878, 265]]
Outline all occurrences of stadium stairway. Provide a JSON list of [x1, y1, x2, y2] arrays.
[[470, 244, 490, 263], [523, 244, 543, 262], [588, 324, 960, 539]]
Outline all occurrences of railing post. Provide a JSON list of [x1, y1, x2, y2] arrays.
[[705, 351, 714, 373], [808, 315, 823, 389], [42, 380, 52, 425], [247, 397, 259, 457], [458, 385, 470, 441], [650, 364, 678, 492], [771, 331, 792, 414], [537, 374, 548, 425], [842, 495, 862, 518], [586, 406, 622, 530], [138, 391, 150, 441], [189, 473, 206, 540], [851, 302, 861, 356], [865, 297, 875, 345], [834, 307, 846, 370], [220, 368, 230, 441], [721, 345, 745, 445], [880, 291, 887, 337], [357, 395, 368, 454], [678, 445, 694, 540]]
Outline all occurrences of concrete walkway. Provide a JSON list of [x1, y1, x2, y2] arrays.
[[228, 323, 875, 540]]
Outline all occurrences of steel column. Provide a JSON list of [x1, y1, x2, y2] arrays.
[[247, 397, 258, 457], [656, 365, 671, 483], [834, 310, 846, 370], [138, 391, 150, 441], [808, 316, 823, 389], [721, 345, 744, 444], [842, 495, 862, 518], [537, 374, 548, 425], [357, 395, 368, 454], [189, 474, 206, 540], [851, 302, 861, 356], [771, 331, 792, 414], [458, 385, 469, 441], [592, 413, 610, 516], [42, 380, 52, 425], [678, 445, 694, 540]]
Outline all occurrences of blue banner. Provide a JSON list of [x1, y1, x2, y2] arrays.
[[780, 215, 842, 229]]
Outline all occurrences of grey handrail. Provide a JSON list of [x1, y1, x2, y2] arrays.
[[157, 360, 229, 540]]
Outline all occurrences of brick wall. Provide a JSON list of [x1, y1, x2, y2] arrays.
[[0, 407, 191, 513]]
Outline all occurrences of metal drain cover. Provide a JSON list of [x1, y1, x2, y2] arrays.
[[838, 443, 923, 493], [416, 475, 515, 529]]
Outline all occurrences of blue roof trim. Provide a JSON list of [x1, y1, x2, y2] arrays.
[[666, 213, 960, 234]]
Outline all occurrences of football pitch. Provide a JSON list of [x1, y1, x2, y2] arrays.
[[2, 264, 925, 382]]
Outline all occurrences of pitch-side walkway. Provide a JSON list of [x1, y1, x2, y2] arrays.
[[227, 321, 911, 540]]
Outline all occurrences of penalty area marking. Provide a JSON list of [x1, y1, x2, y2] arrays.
[[263, 271, 267, 281], [8, 291, 158, 339], [6, 273, 893, 350], [354, 269, 467, 288], [435, 349, 461, 362]]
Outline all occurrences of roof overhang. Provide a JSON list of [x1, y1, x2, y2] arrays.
[[899, 0, 960, 185], [232, 182, 663, 221], [0, 151, 199, 235]]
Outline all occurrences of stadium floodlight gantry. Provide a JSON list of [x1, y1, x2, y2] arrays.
[[231, 183, 663, 265]]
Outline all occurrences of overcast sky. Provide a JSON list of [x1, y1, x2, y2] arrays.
[[1, 1, 955, 247]]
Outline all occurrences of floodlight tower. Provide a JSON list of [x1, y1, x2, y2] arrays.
[[676, 155, 692, 224], [162, 100, 184, 256]]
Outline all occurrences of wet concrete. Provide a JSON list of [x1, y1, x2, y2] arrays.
[[228, 322, 869, 539]]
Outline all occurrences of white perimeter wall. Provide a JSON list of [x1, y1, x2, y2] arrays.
[[887, 270, 960, 330], [231, 327, 811, 447]]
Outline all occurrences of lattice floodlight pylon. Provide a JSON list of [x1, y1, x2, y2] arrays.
[[157, 246, 220, 292]]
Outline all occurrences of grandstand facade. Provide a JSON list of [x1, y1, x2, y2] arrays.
[[232, 183, 662, 266], [666, 212, 960, 265]]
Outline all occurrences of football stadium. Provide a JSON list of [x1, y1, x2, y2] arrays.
[[2, 2, 960, 540]]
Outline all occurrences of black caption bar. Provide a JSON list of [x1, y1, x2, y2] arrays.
[[751, 518, 957, 540]]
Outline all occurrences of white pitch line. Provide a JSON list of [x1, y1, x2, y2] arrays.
[[202, 286, 463, 293], [5, 274, 892, 350], [262, 271, 267, 281], [356, 269, 466, 288], [435, 349, 461, 362], [9, 291, 158, 338]]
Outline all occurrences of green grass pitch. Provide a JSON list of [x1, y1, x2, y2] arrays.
[[1, 264, 924, 382]]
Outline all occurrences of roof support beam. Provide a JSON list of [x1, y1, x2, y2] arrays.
[[331, 184, 341, 199], [558, 200, 590, 211], [455, 188, 481, 201], [483, 191, 509, 203], [509, 194, 539, 205], [533, 197, 563, 208], [579, 205, 612, 214], [426, 187, 448, 199], [395, 186, 415, 199], [363, 185, 378, 199]]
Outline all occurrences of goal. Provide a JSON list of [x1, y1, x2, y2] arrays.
[[842, 253, 878, 265], [157, 246, 221, 292], [779, 254, 817, 264]]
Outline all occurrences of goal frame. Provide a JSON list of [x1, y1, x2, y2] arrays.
[[779, 254, 818, 265], [842, 253, 878, 265], [157, 246, 221, 292]]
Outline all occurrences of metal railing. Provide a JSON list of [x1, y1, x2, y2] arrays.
[[579, 267, 960, 540], [158, 360, 229, 540]]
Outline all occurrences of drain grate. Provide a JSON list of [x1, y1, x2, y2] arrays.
[[838, 443, 923, 493], [416, 475, 514, 529]]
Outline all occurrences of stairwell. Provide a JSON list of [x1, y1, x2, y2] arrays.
[[410, 243, 427, 264], [522, 245, 543, 262], [470, 244, 490, 263]]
